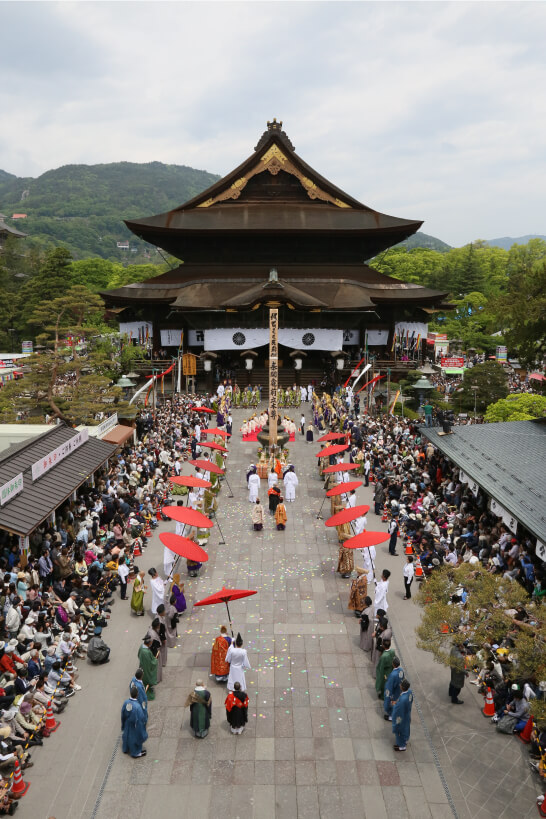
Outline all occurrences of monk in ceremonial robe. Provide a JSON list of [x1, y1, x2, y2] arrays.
[[130, 669, 148, 722], [225, 682, 249, 734], [121, 685, 148, 757], [211, 625, 231, 683], [185, 680, 212, 738]]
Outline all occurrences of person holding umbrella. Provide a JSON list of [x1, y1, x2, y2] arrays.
[[226, 633, 251, 692]]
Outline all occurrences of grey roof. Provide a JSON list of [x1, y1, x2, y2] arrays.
[[0, 424, 116, 536], [422, 419, 546, 544]]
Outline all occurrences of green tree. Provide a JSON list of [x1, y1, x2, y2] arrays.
[[456, 242, 485, 295], [16, 247, 75, 331], [70, 258, 116, 291], [458, 362, 508, 413], [484, 393, 546, 422], [0, 286, 128, 424], [416, 564, 546, 720]]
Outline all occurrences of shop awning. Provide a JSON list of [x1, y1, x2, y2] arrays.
[[443, 368, 466, 375], [101, 424, 135, 446], [0, 424, 116, 536]]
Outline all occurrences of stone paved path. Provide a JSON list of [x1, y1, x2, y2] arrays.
[[20, 405, 541, 818]]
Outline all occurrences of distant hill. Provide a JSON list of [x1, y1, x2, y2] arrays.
[[0, 162, 220, 260], [396, 232, 452, 252], [485, 235, 546, 250]]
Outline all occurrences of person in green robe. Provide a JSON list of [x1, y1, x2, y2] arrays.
[[185, 680, 212, 738], [138, 635, 158, 701], [375, 638, 395, 699]]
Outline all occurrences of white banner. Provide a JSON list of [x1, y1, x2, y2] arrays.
[[204, 328, 344, 352], [502, 510, 518, 534], [160, 329, 183, 347], [31, 429, 89, 482], [94, 413, 118, 439], [205, 328, 268, 351], [366, 329, 389, 346], [342, 329, 360, 345], [119, 322, 153, 341], [459, 470, 469, 484], [279, 328, 343, 351], [395, 321, 428, 339], [0, 473, 23, 506], [490, 498, 510, 520], [188, 330, 205, 346], [536, 541, 546, 563]]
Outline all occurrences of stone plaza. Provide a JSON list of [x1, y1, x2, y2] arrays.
[[20, 407, 541, 819]]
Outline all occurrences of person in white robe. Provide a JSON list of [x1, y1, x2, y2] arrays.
[[283, 467, 299, 502], [163, 545, 176, 579], [374, 570, 390, 615], [188, 489, 199, 510], [268, 469, 278, 489], [300, 386, 307, 403], [346, 489, 357, 508], [353, 514, 367, 536], [361, 544, 376, 584], [148, 568, 166, 615], [194, 423, 201, 442], [248, 471, 260, 503], [226, 634, 251, 692]]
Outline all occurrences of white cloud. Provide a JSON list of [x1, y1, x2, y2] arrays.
[[0, 1, 545, 244]]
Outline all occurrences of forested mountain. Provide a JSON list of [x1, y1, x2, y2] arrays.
[[397, 231, 452, 252], [486, 235, 546, 250], [0, 162, 220, 260]]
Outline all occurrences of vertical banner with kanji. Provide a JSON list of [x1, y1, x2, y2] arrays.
[[269, 308, 279, 447]]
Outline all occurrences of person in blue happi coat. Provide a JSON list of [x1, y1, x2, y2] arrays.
[[383, 656, 404, 721], [130, 668, 148, 724], [392, 679, 413, 752], [121, 685, 148, 757]]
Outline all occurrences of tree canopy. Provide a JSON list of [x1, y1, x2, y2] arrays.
[[457, 362, 509, 413], [484, 393, 546, 423]]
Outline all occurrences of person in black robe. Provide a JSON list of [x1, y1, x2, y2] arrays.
[[225, 681, 249, 734], [268, 485, 281, 514]]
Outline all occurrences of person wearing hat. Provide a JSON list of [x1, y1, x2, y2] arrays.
[[121, 685, 148, 758], [226, 633, 251, 693], [87, 627, 111, 665]]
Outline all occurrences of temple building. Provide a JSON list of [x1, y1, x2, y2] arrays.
[[103, 120, 450, 389]]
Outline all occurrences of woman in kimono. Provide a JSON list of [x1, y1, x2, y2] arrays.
[[146, 618, 166, 677], [131, 568, 146, 616], [170, 574, 187, 614], [348, 569, 368, 616], [225, 682, 249, 734], [306, 423, 314, 443], [359, 597, 374, 652], [186, 680, 212, 738], [158, 602, 178, 649], [211, 625, 231, 683], [226, 633, 251, 692], [371, 615, 392, 667], [392, 679, 413, 751], [147, 567, 165, 615], [336, 522, 354, 578], [375, 637, 395, 699]]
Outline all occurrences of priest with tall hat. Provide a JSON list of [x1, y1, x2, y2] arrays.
[[226, 633, 251, 692]]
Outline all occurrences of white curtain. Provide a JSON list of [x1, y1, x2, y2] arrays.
[[366, 329, 389, 346], [278, 328, 343, 351], [204, 328, 344, 351], [204, 329, 269, 350]]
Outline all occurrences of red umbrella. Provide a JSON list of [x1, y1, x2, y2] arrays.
[[323, 462, 359, 474], [162, 506, 213, 528], [325, 505, 370, 527], [318, 432, 347, 442], [326, 480, 363, 496], [159, 532, 209, 562], [194, 586, 258, 635], [188, 459, 225, 475], [316, 444, 348, 459], [193, 406, 215, 413], [169, 475, 211, 489], [202, 428, 230, 438], [342, 531, 390, 550], [201, 441, 228, 453]]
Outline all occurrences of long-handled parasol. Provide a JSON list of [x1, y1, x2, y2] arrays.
[[188, 458, 234, 498], [201, 441, 229, 453], [192, 406, 215, 413], [341, 531, 389, 580], [317, 432, 348, 442], [193, 586, 257, 636], [316, 443, 349, 459], [159, 532, 209, 583], [202, 428, 230, 438], [316, 478, 363, 520], [325, 505, 370, 527], [322, 462, 359, 474], [162, 506, 213, 528], [170, 475, 212, 489]]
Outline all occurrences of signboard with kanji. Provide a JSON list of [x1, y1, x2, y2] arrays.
[[0, 473, 23, 506], [31, 429, 89, 481], [440, 357, 465, 369], [182, 353, 196, 375], [269, 309, 279, 447]]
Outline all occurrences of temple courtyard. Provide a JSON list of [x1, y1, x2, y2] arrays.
[[21, 407, 540, 819]]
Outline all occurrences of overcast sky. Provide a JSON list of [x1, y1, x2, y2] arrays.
[[1, 1, 545, 245]]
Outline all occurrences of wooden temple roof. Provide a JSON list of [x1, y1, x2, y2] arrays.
[[125, 121, 423, 263]]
